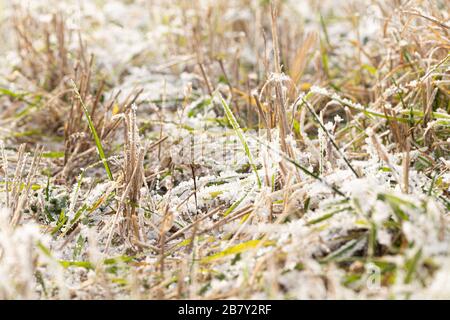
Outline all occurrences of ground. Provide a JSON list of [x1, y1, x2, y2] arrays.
[[0, 0, 449, 299]]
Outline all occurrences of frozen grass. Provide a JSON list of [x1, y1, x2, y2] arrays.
[[0, 0, 449, 299]]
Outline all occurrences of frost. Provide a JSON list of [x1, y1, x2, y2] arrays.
[[0, 0, 448, 300]]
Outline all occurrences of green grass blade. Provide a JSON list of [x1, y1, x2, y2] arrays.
[[218, 94, 261, 188], [201, 239, 273, 263], [71, 80, 114, 181]]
